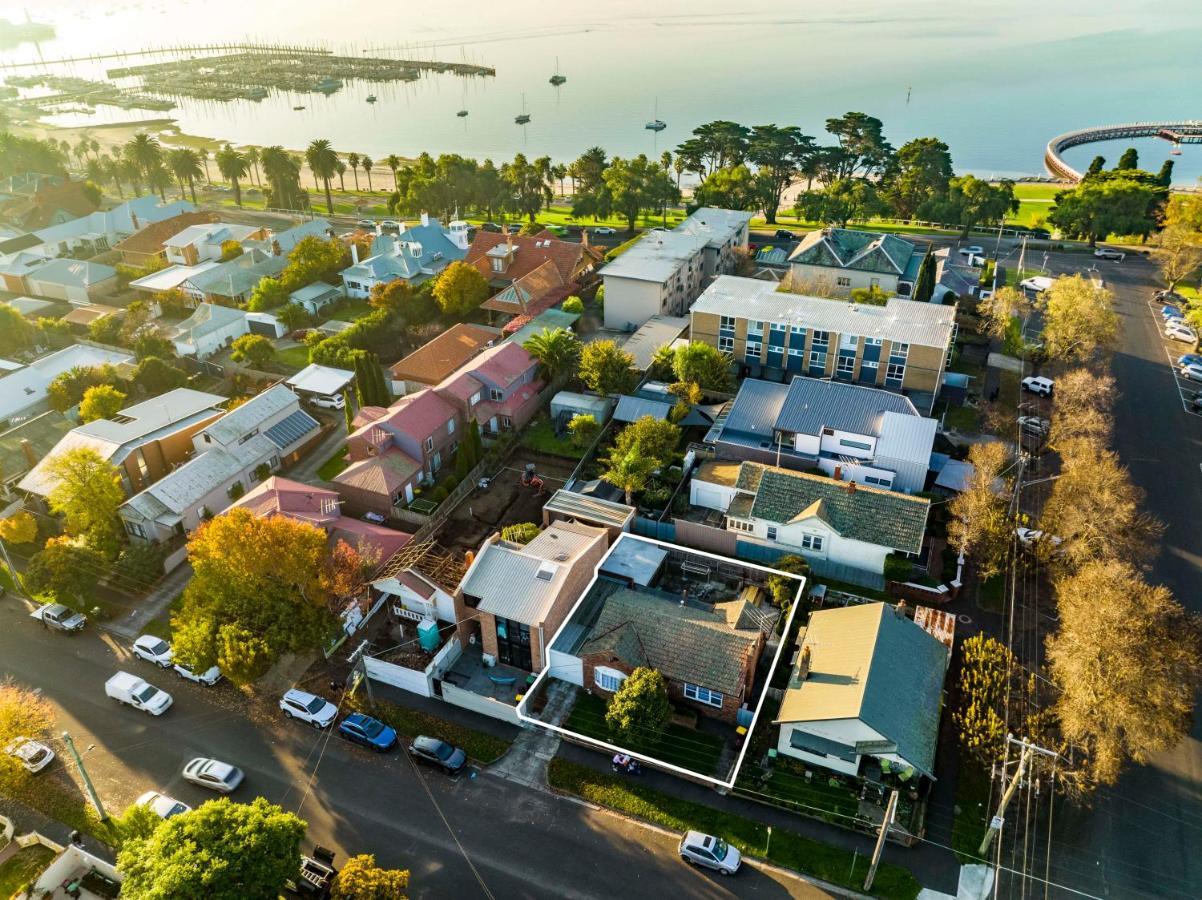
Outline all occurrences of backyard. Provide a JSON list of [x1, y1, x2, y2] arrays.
[[0, 843, 57, 898], [520, 415, 584, 459]]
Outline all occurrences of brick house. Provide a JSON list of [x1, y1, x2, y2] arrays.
[[436, 341, 544, 437]]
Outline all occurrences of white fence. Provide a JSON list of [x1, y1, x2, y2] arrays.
[[364, 656, 432, 697], [441, 682, 520, 725]]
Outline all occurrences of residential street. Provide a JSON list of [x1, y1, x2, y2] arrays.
[[0, 599, 834, 900]]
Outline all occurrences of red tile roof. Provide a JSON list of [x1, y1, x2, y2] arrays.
[[466, 341, 537, 389], [465, 231, 592, 284], [388, 323, 498, 384]]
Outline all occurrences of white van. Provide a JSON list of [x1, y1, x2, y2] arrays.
[[105, 671, 173, 715]]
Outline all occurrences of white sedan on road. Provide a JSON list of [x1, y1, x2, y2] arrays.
[[1166, 321, 1197, 344], [593, 226, 618, 235], [1094, 247, 1125, 261], [182, 758, 244, 794], [136, 790, 192, 819], [132, 635, 174, 668], [958, 245, 984, 257]]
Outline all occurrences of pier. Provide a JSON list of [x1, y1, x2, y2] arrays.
[[1044, 120, 1202, 182]]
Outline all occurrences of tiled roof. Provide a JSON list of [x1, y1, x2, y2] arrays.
[[465, 231, 588, 283], [334, 450, 422, 495], [467, 341, 536, 389], [189, 249, 287, 297], [482, 259, 566, 313], [581, 588, 760, 696], [112, 211, 219, 255], [788, 228, 919, 277], [776, 603, 947, 777], [745, 463, 929, 553], [388, 323, 497, 384]]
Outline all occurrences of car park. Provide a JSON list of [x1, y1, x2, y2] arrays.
[[1021, 375, 1054, 397], [173, 661, 222, 686], [407, 735, 467, 774], [337, 713, 398, 752], [1163, 305, 1183, 319], [280, 689, 338, 728], [679, 831, 742, 875], [32, 603, 86, 633], [1094, 247, 1125, 261], [1166, 322, 1197, 344], [132, 635, 174, 668], [958, 245, 984, 257], [593, 226, 617, 235], [5, 737, 55, 774], [1180, 363, 1202, 382], [136, 790, 192, 819], [105, 672, 173, 715], [774, 228, 795, 240], [1178, 354, 1202, 369], [182, 757, 244, 793]]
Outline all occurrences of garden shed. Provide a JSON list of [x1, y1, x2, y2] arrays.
[[550, 391, 614, 426]]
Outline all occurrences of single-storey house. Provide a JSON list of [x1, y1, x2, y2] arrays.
[[0, 410, 75, 487], [30, 195, 194, 259], [388, 322, 498, 396], [0, 344, 134, 423], [5, 295, 57, 318], [775, 602, 948, 780], [24, 258, 118, 304], [169, 302, 250, 358], [289, 282, 344, 316], [189, 249, 288, 305]]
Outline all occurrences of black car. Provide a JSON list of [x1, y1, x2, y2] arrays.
[[774, 229, 795, 241], [481, 222, 503, 233], [408, 735, 467, 774]]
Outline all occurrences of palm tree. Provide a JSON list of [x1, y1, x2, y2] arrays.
[[84, 157, 105, 185], [101, 158, 124, 198], [260, 145, 303, 211], [198, 147, 211, 185], [145, 161, 172, 202], [167, 148, 203, 203], [215, 144, 249, 207], [305, 139, 339, 214], [119, 157, 143, 194], [74, 138, 89, 168], [124, 133, 163, 192], [602, 443, 657, 505], [245, 146, 261, 188], [347, 152, 360, 190], [360, 155, 373, 191], [385, 154, 401, 190], [550, 163, 567, 198], [521, 327, 581, 382], [89, 139, 100, 160], [334, 158, 347, 192]]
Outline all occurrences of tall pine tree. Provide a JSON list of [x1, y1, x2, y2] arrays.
[[912, 250, 936, 303]]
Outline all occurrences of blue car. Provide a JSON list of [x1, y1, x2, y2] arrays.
[[1178, 354, 1202, 369], [337, 713, 398, 752], [1163, 304, 1183, 319]]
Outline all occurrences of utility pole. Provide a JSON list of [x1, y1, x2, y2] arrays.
[[62, 731, 107, 821], [979, 735, 1057, 857], [863, 789, 899, 892]]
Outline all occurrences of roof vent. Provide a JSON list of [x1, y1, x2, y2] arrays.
[[535, 561, 558, 582]]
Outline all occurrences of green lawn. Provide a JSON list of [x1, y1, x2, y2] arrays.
[[565, 691, 724, 776], [275, 344, 312, 370], [349, 694, 511, 764], [317, 445, 350, 481], [549, 759, 921, 899], [520, 417, 583, 459], [1007, 183, 1062, 229], [0, 843, 56, 897], [330, 299, 375, 321], [951, 759, 993, 861], [942, 403, 980, 433]]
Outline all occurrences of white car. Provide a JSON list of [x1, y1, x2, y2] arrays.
[[182, 757, 244, 794], [279, 689, 337, 728], [1018, 415, 1050, 438], [1021, 375, 1054, 397], [679, 831, 742, 875], [308, 393, 345, 410], [136, 790, 192, 819], [5, 737, 55, 774], [1094, 247, 1125, 261], [1180, 363, 1202, 383], [1166, 322, 1197, 344], [593, 226, 618, 235], [958, 245, 984, 257], [1019, 275, 1055, 294], [380, 219, 402, 231], [174, 661, 222, 686], [132, 635, 174, 668], [1016, 527, 1064, 551]]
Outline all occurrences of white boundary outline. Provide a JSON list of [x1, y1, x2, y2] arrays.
[[515, 532, 806, 790]]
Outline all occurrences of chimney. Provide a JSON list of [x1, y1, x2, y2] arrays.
[[845, 480, 857, 495], [271, 239, 282, 257], [833, 465, 841, 481], [20, 439, 38, 468], [351, 243, 359, 265], [894, 600, 907, 619], [131, 211, 140, 230], [581, 228, 590, 249], [797, 646, 811, 680], [421, 212, 430, 228]]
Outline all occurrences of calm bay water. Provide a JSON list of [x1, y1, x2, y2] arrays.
[[5, 0, 1202, 183]]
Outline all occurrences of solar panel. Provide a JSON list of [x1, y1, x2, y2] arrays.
[[264, 409, 319, 449]]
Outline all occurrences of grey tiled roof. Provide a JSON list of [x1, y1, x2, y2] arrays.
[[746, 463, 929, 553], [788, 228, 918, 277]]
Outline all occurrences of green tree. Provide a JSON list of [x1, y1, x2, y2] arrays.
[[603, 155, 679, 232], [1116, 147, 1139, 170], [132, 356, 187, 395], [432, 260, 489, 317], [911, 250, 936, 302], [605, 667, 671, 745], [672, 340, 734, 392], [500, 522, 541, 544], [347, 152, 361, 190], [1048, 176, 1160, 246], [1156, 159, 1175, 187], [124, 133, 163, 189], [1085, 155, 1106, 177], [24, 537, 106, 607], [229, 334, 275, 369], [331, 854, 409, 900], [342, 388, 355, 434], [46, 365, 121, 412], [306, 139, 340, 215], [568, 146, 611, 220], [794, 177, 885, 227], [567, 413, 599, 449], [947, 441, 1011, 581], [918, 175, 1017, 237], [976, 286, 1031, 344], [1149, 224, 1202, 290], [247, 276, 290, 312], [79, 383, 127, 423], [578, 339, 636, 397], [675, 121, 750, 176], [522, 327, 581, 382], [561, 296, 584, 314], [261, 145, 307, 211], [691, 164, 760, 212], [611, 416, 680, 467], [0, 303, 37, 356], [746, 124, 813, 224], [215, 144, 249, 208], [117, 797, 306, 900], [1040, 274, 1120, 362], [0, 510, 38, 545], [283, 236, 349, 289], [602, 442, 659, 505], [822, 111, 895, 179], [43, 447, 125, 560], [166, 148, 203, 203], [881, 137, 954, 219], [501, 153, 552, 222], [360, 155, 374, 191]]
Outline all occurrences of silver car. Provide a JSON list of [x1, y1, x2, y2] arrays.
[[679, 831, 742, 875], [182, 757, 244, 793]]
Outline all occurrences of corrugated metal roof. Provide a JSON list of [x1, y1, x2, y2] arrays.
[[264, 409, 320, 449], [775, 603, 947, 777], [620, 315, 690, 370], [720, 379, 789, 439], [204, 385, 298, 445], [691, 276, 957, 349], [775, 377, 919, 437], [874, 411, 938, 466], [614, 395, 674, 423], [542, 489, 633, 529]]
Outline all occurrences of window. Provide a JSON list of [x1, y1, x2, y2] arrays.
[[837, 276, 851, 287], [491, 257, 503, 273], [865, 337, 883, 346], [727, 519, 754, 533], [886, 362, 906, 381], [863, 475, 891, 487], [770, 322, 786, 332], [748, 319, 763, 336], [836, 355, 855, 377], [808, 350, 827, 369], [839, 438, 872, 451], [237, 428, 259, 445], [501, 416, 512, 429], [892, 342, 910, 357], [719, 315, 736, 331], [718, 336, 734, 352], [810, 330, 829, 349], [134, 450, 150, 483], [489, 388, 504, 402], [788, 347, 804, 357], [745, 341, 762, 359], [595, 666, 626, 692], [766, 525, 778, 541], [840, 334, 859, 350], [424, 436, 434, 452], [470, 391, 481, 407], [447, 418, 456, 434], [870, 277, 880, 288], [801, 534, 824, 551], [684, 683, 724, 707], [790, 324, 806, 335], [124, 520, 145, 539]]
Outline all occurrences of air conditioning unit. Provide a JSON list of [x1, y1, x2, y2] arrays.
[[482, 653, 497, 668]]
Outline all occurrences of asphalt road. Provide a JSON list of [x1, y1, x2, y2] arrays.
[[0, 599, 831, 900], [999, 250, 1202, 899]]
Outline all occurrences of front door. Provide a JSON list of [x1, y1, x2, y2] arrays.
[[404, 483, 414, 504], [495, 617, 532, 670]]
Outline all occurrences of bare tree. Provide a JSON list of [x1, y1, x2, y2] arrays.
[[1047, 559, 1202, 787], [947, 441, 1012, 580], [976, 285, 1031, 342], [1150, 224, 1202, 291]]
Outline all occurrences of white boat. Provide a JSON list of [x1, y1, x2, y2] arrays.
[[645, 119, 666, 132]]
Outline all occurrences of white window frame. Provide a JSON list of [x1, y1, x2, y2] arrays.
[[748, 319, 764, 336], [447, 418, 456, 434], [595, 666, 626, 693], [489, 388, 504, 402], [886, 362, 906, 381], [766, 525, 778, 541], [718, 336, 734, 352], [808, 350, 827, 369], [684, 683, 724, 707], [769, 322, 786, 333], [470, 391, 482, 406], [719, 315, 736, 330], [810, 330, 829, 349], [745, 340, 762, 358], [836, 276, 852, 287], [424, 436, 434, 452], [801, 534, 824, 551], [836, 355, 855, 376]]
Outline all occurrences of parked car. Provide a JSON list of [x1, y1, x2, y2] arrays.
[[1163, 305, 1184, 319], [132, 635, 174, 668], [1018, 415, 1050, 438], [32, 603, 86, 633], [679, 831, 742, 875], [105, 671, 173, 715], [1178, 353, 1202, 369], [773, 228, 796, 240], [174, 661, 222, 686], [355, 219, 375, 230], [545, 224, 569, 237], [1190, 395, 1202, 414], [1019, 276, 1055, 294], [380, 219, 402, 232], [958, 245, 984, 257], [136, 790, 192, 819], [593, 226, 617, 236], [407, 735, 467, 774], [308, 393, 345, 410], [480, 222, 503, 233], [337, 713, 398, 752], [506, 223, 522, 234], [5, 737, 55, 774], [1016, 526, 1063, 552], [1021, 375, 1054, 397], [1157, 290, 1186, 303], [1094, 247, 1125, 261], [1166, 322, 1197, 344], [280, 689, 337, 729], [182, 757, 244, 793], [1181, 363, 1202, 383]]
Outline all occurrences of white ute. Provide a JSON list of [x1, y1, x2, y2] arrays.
[[105, 671, 173, 715]]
